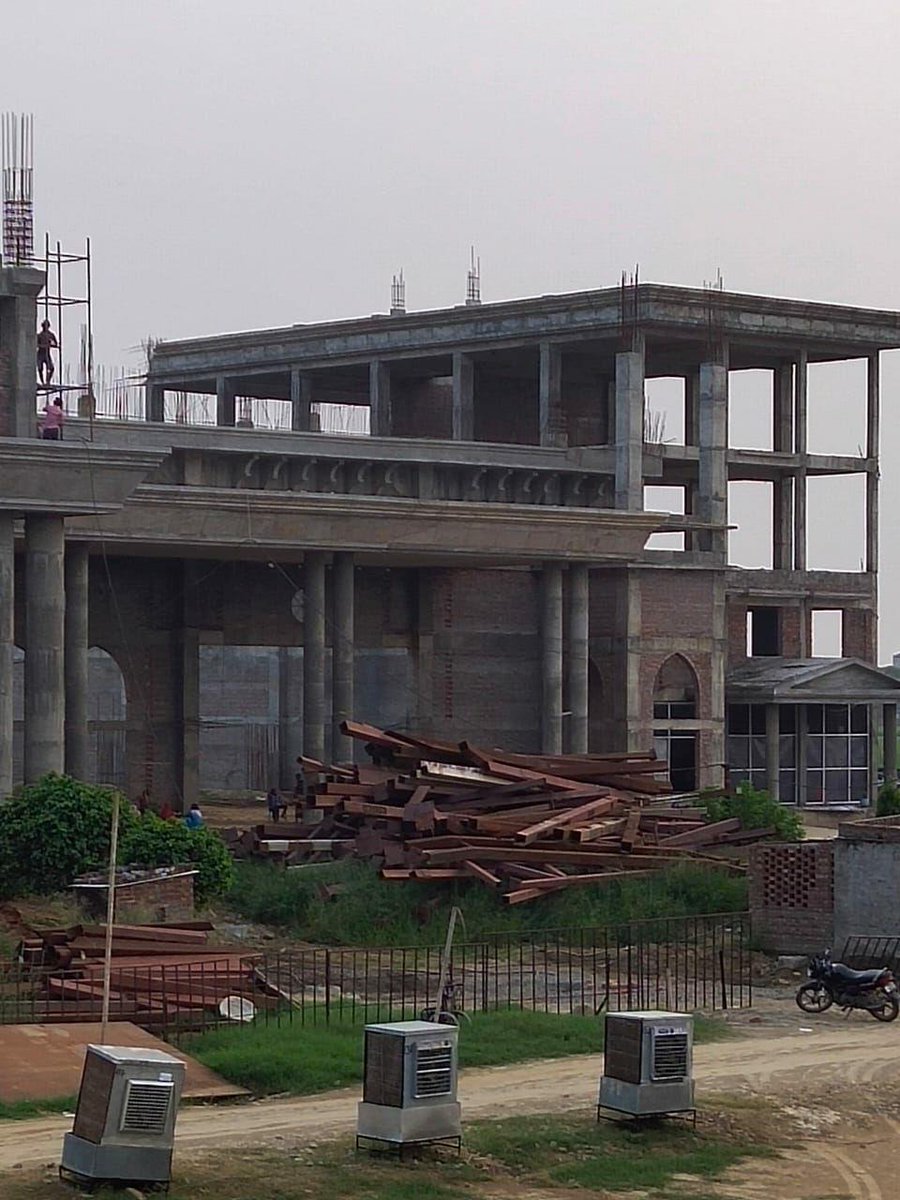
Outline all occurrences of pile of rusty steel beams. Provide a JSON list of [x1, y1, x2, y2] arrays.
[[14, 922, 275, 1026], [236, 722, 768, 903]]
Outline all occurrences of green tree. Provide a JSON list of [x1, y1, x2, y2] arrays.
[[0, 774, 138, 898], [703, 780, 803, 841]]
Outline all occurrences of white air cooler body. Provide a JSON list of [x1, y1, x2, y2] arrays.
[[60, 1045, 186, 1185], [357, 1020, 461, 1144], [599, 1010, 694, 1116]]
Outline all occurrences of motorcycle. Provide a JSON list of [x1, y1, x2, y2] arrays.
[[796, 950, 899, 1022]]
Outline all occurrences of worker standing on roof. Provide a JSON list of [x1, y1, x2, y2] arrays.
[[40, 397, 65, 440], [36, 319, 58, 384]]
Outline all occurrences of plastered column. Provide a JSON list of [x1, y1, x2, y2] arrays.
[[64, 543, 90, 780], [24, 514, 66, 781], [565, 564, 589, 753], [303, 552, 327, 762], [541, 564, 563, 754]]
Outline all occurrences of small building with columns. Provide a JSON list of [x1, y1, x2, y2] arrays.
[[2, 270, 899, 809]]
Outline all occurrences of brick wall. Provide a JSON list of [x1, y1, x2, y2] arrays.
[[749, 841, 835, 954], [392, 378, 453, 439], [843, 608, 877, 663], [726, 599, 747, 666], [74, 869, 197, 924]]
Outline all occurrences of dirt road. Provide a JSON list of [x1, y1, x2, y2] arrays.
[[3, 1011, 900, 1194]]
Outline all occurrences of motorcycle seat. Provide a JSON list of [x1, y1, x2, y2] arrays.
[[829, 962, 886, 984]]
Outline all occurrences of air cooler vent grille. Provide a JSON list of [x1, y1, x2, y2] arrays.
[[120, 1080, 173, 1134], [415, 1044, 453, 1097], [652, 1032, 688, 1079]]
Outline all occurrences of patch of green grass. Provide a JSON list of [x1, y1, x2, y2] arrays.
[[0, 1095, 74, 1120], [228, 858, 748, 946], [182, 1006, 730, 1098]]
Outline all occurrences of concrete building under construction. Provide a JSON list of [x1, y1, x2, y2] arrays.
[[3, 256, 900, 809]]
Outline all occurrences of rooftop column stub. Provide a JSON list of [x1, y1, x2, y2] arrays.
[[452, 352, 474, 441], [614, 346, 644, 511], [146, 384, 165, 423], [369, 360, 392, 438], [0, 265, 43, 439], [291, 368, 314, 433]]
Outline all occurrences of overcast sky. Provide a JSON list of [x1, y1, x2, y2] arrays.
[[6, 1, 900, 658]]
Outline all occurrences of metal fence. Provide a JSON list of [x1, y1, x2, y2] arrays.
[[0, 912, 751, 1034]]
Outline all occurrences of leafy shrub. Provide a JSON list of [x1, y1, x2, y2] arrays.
[[0, 774, 138, 899], [876, 781, 900, 817], [703, 781, 803, 841], [120, 814, 235, 903]]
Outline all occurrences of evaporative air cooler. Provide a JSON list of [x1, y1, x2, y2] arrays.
[[357, 1020, 461, 1149], [598, 1011, 694, 1118], [59, 1045, 186, 1188]]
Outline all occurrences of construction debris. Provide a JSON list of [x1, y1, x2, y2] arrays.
[[233, 722, 770, 903]]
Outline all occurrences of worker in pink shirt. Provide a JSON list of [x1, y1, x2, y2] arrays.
[[41, 397, 65, 441]]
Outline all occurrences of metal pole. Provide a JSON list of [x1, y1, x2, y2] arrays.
[[100, 791, 120, 1042], [86, 236, 95, 441]]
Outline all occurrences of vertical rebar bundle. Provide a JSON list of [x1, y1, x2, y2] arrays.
[[465, 247, 481, 306], [391, 269, 406, 314], [1, 113, 34, 264]]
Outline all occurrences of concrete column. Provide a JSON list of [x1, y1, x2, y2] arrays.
[[0, 270, 44, 438], [772, 364, 794, 570], [565, 564, 589, 753], [369, 361, 392, 437], [178, 561, 201, 811], [332, 552, 355, 750], [291, 368, 313, 433], [765, 703, 780, 803], [24, 514, 66, 782], [452, 352, 474, 441], [0, 513, 13, 798], [539, 342, 565, 448], [64, 543, 90, 780], [216, 376, 236, 427], [866, 353, 880, 575], [796, 704, 808, 807], [614, 348, 645, 511], [698, 357, 728, 556], [541, 564, 563, 754], [884, 703, 897, 785], [793, 351, 808, 571], [146, 384, 165, 422], [684, 370, 700, 446], [278, 648, 303, 789], [303, 552, 327, 762]]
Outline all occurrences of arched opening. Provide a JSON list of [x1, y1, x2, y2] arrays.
[[652, 654, 699, 793]]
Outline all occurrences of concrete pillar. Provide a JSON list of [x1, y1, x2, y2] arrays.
[[291, 368, 313, 433], [278, 648, 303, 790], [24, 514, 66, 782], [178, 561, 201, 811], [0, 268, 44, 438], [539, 342, 565, 448], [866, 353, 880, 575], [332, 552, 355, 751], [146, 384, 165, 423], [772, 364, 794, 570], [698, 357, 728, 556], [452, 352, 474, 442], [793, 351, 808, 571], [64, 543, 90, 780], [796, 704, 808, 807], [303, 552, 327, 762], [614, 348, 644, 511], [684, 370, 700, 446], [216, 376, 236, 427], [565, 564, 589, 753], [369, 361, 392, 437], [0, 513, 13, 798], [884, 703, 897, 785], [765, 703, 780, 803], [541, 564, 563, 754]]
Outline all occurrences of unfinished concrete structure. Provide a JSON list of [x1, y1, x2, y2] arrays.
[[3, 269, 900, 808]]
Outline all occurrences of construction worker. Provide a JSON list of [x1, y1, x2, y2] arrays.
[[36, 319, 58, 384]]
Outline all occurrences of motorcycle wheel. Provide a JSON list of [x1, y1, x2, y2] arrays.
[[869, 994, 900, 1022], [796, 982, 833, 1013]]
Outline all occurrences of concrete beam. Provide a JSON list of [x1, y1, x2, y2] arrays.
[[24, 514, 66, 781], [0, 441, 165, 515], [0, 513, 13, 798], [64, 543, 90, 780]]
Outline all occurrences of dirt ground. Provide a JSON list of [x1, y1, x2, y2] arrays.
[[3, 990, 900, 1197]]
